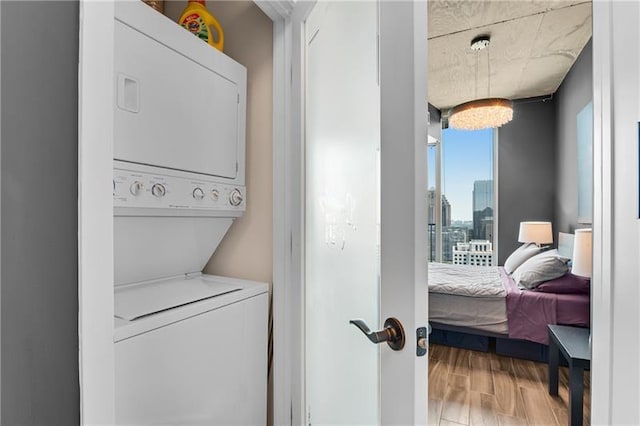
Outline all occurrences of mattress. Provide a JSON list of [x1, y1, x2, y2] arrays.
[[427, 263, 590, 345], [428, 262, 508, 334], [428, 292, 508, 334]]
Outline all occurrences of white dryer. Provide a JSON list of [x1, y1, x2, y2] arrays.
[[112, 2, 267, 424]]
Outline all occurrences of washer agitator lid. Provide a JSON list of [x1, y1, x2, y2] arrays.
[[114, 275, 242, 321]]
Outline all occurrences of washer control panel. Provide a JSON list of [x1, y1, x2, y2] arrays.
[[114, 168, 246, 212]]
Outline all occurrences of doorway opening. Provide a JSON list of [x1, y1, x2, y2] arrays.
[[426, 1, 593, 424]]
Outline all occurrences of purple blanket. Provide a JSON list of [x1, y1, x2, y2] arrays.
[[501, 268, 590, 345]]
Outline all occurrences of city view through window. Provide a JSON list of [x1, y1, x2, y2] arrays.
[[428, 127, 495, 266]]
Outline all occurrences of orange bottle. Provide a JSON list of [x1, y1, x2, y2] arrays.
[[179, 0, 224, 52]]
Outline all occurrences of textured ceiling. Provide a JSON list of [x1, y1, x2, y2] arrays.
[[428, 0, 592, 111]]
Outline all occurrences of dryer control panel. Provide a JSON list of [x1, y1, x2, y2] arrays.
[[114, 164, 245, 213]]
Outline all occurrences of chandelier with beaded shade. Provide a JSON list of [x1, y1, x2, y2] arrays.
[[448, 36, 513, 131]]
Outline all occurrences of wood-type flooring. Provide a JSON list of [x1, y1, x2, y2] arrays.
[[428, 343, 590, 426]]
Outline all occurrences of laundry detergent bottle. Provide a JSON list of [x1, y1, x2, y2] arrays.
[[179, 0, 224, 52]]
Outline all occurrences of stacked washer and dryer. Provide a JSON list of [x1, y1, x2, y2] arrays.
[[112, 2, 268, 424]]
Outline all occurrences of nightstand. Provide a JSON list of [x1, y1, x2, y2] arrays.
[[548, 324, 591, 426]]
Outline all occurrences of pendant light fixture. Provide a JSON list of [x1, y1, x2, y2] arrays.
[[448, 36, 513, 131]]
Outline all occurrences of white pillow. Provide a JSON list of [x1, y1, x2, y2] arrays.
[[512, 249, 571, 290], [503, 243, 543, 274]]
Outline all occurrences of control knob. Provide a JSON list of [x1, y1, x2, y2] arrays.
[[130, 181, 144, 196], [193, 187, 205, 200], [229, 189, 243, 206], [151, 183, 166, 198], [211, 189, 220, 201]]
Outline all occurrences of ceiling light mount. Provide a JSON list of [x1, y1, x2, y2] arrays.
[[470, 35, 490, 51]]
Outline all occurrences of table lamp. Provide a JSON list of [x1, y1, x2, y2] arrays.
[[571, 228, 592, 278], [518, 221, 553, 247]]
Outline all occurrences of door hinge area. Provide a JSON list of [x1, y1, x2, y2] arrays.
[[237, 93, 240, 104], [307, 406, 312, 426]]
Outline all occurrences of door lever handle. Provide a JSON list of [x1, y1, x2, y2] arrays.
[[349, 317, 405, 351], [349, 319, 391, 344]]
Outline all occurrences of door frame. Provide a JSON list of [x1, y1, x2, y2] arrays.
[[268, 1, 429, 424], [254, 2, 309, 424], [78, 1, 116, 423], [590, 1, 613, 423]]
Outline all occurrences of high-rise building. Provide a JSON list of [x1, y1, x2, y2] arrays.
[[473, 180, 493, 211], [452, 240, 494, 266], [472, 180, 493, 240], [442, 194, 451, 227], [428, 223, 436, 262], [481, 216, 494, 242], [442, 227, 468, 262], [427, 189, 451, 227], [427, 190, 454, 262], [427, 190, 436, 226]]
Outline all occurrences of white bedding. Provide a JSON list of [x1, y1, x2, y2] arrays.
[[428, 263, 506, 298], [428, 262, 508, 334]]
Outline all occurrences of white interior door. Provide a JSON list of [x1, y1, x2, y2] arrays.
[[304, 2, 428, 424]]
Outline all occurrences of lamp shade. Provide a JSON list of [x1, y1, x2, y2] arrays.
[[571, 228, 592, 278], [518, 221, 553, 245]]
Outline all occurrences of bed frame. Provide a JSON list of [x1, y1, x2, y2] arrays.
[[429, 232, 577, 364], [429, 321, 551, 362]]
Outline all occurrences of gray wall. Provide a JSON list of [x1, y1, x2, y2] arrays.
[[554, 40, 593, 233], [1, 2, 79, 425], [498, 99, 557, 264], [497, 40, 592, 261]]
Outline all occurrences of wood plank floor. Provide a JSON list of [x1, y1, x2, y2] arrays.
[[428, 344, 590, 426]]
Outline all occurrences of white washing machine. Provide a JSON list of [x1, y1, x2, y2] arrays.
[[112, 3, 267, 424], [114, 273, 268, 425], [112, 163, 268, 425]]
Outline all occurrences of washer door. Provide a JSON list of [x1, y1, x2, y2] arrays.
[[115, 292, 268, 425]]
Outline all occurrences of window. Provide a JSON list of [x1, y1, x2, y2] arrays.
[[428, 127, 496, 265]]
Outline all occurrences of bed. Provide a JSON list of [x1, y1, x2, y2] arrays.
[[428, 233, 590, 361]]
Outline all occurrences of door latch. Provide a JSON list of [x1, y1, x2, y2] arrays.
[[349, 317, 405, 351], [416, 327, 427, 357], [416, 323, 431, 357]]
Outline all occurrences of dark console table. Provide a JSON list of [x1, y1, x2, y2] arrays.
[[548, 324, 591, 426]]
